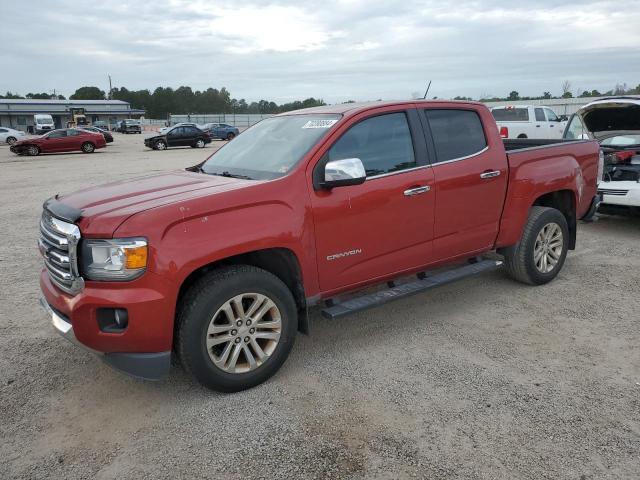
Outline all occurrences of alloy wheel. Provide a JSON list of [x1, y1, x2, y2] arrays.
[[533, 222, 563, 273], [206, 293, 282, 374]]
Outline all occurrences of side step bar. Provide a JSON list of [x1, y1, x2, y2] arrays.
[[321, 259, 503, 320]]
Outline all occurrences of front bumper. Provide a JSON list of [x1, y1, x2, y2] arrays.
[[598, 182, 640, 208], [40, 296, 171, 380]]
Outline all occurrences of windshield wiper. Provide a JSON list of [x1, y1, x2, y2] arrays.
[[212, 171, 253, 180]]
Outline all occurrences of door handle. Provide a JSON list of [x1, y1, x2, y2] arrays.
[[480, 170, 501, 179], [536, 125, 541, 127], [404, 186, 430, 196]]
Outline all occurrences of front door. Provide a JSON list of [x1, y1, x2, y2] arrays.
[[166, 127, 185, 147], [421, 108, 508, 261], [310, 109, 435, 293]]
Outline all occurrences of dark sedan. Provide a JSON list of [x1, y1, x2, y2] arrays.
[[144, 125, 211, 150], [79, 126, 114, 143]]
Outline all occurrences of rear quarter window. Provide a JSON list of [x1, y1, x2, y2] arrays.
[[492, 108, 529, 122], [425, 109, 487, 163]]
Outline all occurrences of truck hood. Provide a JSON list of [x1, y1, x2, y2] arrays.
[[57, 171, 259, 236]]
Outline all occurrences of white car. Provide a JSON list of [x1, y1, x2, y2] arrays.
[[564, 97, 640, 215], [0, 127, 26, 145], [491, 105, 567, 139]]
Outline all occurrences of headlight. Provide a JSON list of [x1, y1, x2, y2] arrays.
[[81, 238, 148, 281]]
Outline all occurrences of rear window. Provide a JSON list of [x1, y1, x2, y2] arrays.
[[492, 108, 529, 122], [425, 109, 487, 163]]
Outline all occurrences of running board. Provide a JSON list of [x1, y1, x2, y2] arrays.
[[321, 259, 503, 320]]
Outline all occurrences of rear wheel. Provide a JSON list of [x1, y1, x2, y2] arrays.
[[226, 132, 235, 141], [81, 142, 95, 153], [176, 265, 297, 392], [517, 134, 528, 139], [502, 206, 569, 285], [6, 136, 17, 145], [155, 140, 167, 150], [27, 145, 40, 156]]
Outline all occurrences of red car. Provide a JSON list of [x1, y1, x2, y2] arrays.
[[38, 100, 601, 392], [10, 128, 106, 156]]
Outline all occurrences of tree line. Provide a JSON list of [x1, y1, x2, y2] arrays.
[[0, 86, 326, 118], [2, 80, 638, 117]]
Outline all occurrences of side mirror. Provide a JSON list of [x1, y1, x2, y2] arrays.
[[321, 158, 366, 189]]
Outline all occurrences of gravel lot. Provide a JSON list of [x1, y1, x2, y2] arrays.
[[0, 133, 639, 479]]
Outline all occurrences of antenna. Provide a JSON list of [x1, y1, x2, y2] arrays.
[[422, 80, 432, 99]]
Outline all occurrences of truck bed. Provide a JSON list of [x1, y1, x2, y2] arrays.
[[502, 138, 584, 151]]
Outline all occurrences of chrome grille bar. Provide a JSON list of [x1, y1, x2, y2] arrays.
[[39, 210, 84, 294]]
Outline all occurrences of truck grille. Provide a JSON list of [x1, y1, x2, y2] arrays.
[[597, 188, 629, 196], [38, 210, 84, 294]]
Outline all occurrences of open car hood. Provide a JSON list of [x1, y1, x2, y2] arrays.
[[577, 98, 640, 139]]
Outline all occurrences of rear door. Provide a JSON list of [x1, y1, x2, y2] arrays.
[[420, 107, 508, 261], [310, 108, 436, 293], [534, 108, 548, 138]]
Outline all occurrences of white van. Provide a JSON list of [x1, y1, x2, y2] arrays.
[[34, 114, 55, 134], [491, 105, 566, 139]]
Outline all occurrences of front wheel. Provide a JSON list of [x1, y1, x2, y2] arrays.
[[155, 140, 167, 150], [81, 142, 95, 153], [6, 136, 17, 145], [195, 139, 205, 148], [502, 206, 569, 285], [176, 265, 297, 392], [27, 145, 40, 156]]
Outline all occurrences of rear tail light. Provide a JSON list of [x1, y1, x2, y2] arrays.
[[499, 126, 509, 138]]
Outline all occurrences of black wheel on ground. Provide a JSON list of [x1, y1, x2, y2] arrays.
[[501, 206, 569, 285], [27, 145, 40, 156], [155, 140, 167, 151], [195, 138, 205, 148], [176, 265, 297, 392], [81, 142, 95, 153], [226, 132, 235, 140], [6, 136, 17, 145]]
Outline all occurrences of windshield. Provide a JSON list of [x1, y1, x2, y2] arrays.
[[201, 114, 341, 180], [601, 134, 640, 147], [36, 117, 52, 124]]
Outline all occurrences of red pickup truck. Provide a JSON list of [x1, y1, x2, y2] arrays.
[[39, 100, 601, 392]]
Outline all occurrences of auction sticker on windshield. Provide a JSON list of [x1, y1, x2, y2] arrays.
[[302, 119, 339, 129]]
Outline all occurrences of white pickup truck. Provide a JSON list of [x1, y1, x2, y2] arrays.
[[491, 105, 567, 139]]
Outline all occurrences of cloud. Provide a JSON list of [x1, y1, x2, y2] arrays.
[[0, 0, 638, 104]]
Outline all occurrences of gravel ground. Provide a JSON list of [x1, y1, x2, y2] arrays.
[[0, 133, 639, 479]]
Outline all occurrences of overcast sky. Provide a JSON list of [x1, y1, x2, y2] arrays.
[[1, 0, 639, 103]]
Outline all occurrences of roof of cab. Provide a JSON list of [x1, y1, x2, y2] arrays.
[[276, 99, 485, 117]]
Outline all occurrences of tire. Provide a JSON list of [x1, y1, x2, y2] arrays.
[[195, 138, 205, 148], [6, 136, 17, 145], [81, 142, 95, 153], [517, 134, 528, 139], [502, 206, 569, 285], [26, 145, 40, 156], [226, 132, 235, 141], [176, 265, 297, 392], [155, 140, 167, 151]]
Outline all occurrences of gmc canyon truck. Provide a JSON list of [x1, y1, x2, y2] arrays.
[[39, 100, 601, 392]]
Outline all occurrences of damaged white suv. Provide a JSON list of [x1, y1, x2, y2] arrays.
[[564, 97, 640, 215]]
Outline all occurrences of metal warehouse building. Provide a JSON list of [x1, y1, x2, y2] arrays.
[[482, 95, 640, 116], [0, 99, 145, 132]]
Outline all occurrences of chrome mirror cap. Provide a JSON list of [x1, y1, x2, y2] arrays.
[[322, 158, 366, 188]]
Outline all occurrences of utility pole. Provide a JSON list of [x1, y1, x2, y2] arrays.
[[108, 75, 113, 99]]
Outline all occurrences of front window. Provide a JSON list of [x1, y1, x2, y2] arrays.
[[544, 109, 559, 122], [201, 114, 340, 180], [328, 112, 416, 177], [564, 115, 586, 140]]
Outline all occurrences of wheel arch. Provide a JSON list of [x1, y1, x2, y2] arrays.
[[175, 247, 309, 335], [532, 189, 577, 249]]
